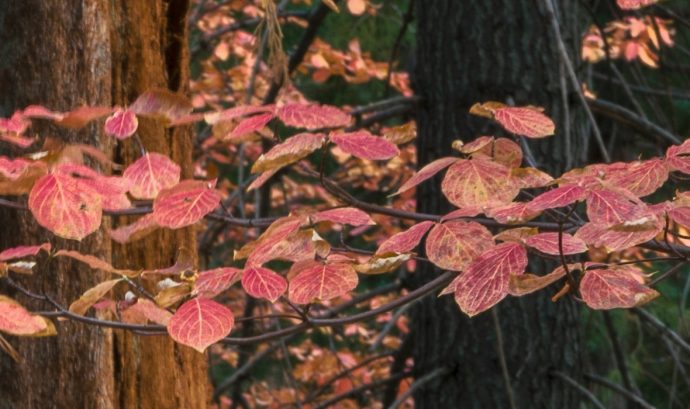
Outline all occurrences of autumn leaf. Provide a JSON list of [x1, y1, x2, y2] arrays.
[[54, 250, 138, 277], [123, 153, 181, 199], [227, 112, 275, 139], [311, 207, 375, 226], [617, 0, 657, 10], [193, 267, 242, 298], [0, 296, 50, 336], [470, 102, 555, 138], [580, 266, 659, 309], [276, 103, 350, 130], [251, 133, 325, 174], [454, 242, 528, 317], [54, 106, 114, 129], [167, 298, 234, 353], [152, 180, 222, 229], [288, 262, 358, 304], [69, 279, 122, 316], [0, 243, 51, 262], [441, 158, 519, 208], [129, 89, 194, 122], [330, 131, 400, 160], [376, 221, 434, 255], [508, 266, 567, 297], [242, 267, 287, 302], [575, 220, 662, 252], [526, 184, 587, 212], [28, 172, 102, 240], [393, 157, 458, 196], [523, 233, 588, 256], [110, 213, 160, 244], [104, 109, 138, 140], [586, 188, 650, 226], [425, 221, 494, 271], [607, 159, 668, 197]]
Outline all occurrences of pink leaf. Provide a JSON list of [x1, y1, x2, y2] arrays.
[[526, 185, 587, 212], [617, 0, 657, 10], [330, 131, 400, 160], [193, 267, 242, 298], [54, 164, 131, 211], [486, 202, 541, 224], [276, 103, 350, 130], [394, 157, 459, 195], [204, 105, 275, 124], [288, 262, 358, 304], [251, 133, 325, 173], [311, 207, 375, 226], [665, 139, 690, 175], [123, 153, 181, 199], [441, 158, 519, 208], [524, 232, 587, 255], [0, 243, 51, 262], [425, 221, 494, 271], [0, 296, 48, 336], [607, 159, 668, 197], [153, 180, 222, 229], [28, 173, 102, 240], [242, 267, 287, 302], [129, 89, 193, 121], [493, 106, 555, 138], [104, 109, 138, 140], [227, 112, 275, 139], [110, 213, 159, 244], [376, 221, 435, 255], [574, 221, 662, 253], [167, 298, 234, 353], [454, 242, 528, 317], [586, 188, 649, 226], [580, 267, 659, 309]]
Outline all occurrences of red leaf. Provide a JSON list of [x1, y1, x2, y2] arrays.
[[376, 221, 434, 255], [0, 134, 35, 148], [0, 296, 49, 336], [204, 105, 275, 124], [167, 298, 234, 353], [330, 131, 400, 160], [580, 267, 659, 309], [256, 229, 329, 266], [586, 188, 649, 226], [311, 207, 375, 226], [246, 168, 279, 192], [454, 242, 528, 317], [153, 180, 222, 229], [242, 267, 287, 302], [276, 103, 350, 130], [511, 167, 554, 189], [486, 202, 541, 224], [54, 164, 131, 211], [129, 89, 193, 121], [0, 111, 30, 134], [227, 112, 275, 139], [235, 216, 303, 264], [493, 106, 555, 138], [251, 132, 325, 173], [288, 262, 358, 304], [425, 221, 494, 271], [575, 221, 662, 252], [441, 158, 519, 208], [394, 157, 458, 195], [110, 213, 159, 244], [665, 139, 690, 174], [617, 0, 657, 10], [123, 153, 181, 199], [607, 159, 668, 197], [0, 243, 51, 262], [193, 267, 242, 298], [526, 185, 587, 212], [471, 137, 523, 168], [524, 232, 587, 255], [28, 172, 102, 240], [669, 207, 690, 228], [104, 109, 138, 140], [440, 207, 484, 222]]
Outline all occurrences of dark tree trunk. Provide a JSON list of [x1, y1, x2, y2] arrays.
[[0, 1, 207, 408], [410, 1, 589, 408]]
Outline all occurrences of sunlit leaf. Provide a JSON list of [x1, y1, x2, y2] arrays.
[[123, 153, 181, 199], [227, 112, 275, 139], [167, 298, 234, 352], [242, 267, 287, 302], [276, 103, 350, 130], [129, 89, 193, 122], [471, 102, 555, 138], [288, 262, 358, 304], [526, 184, 587, 212]]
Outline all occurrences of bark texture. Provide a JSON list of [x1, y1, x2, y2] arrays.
[[410, 1, 588, 408], [0, 1, 207, 408]]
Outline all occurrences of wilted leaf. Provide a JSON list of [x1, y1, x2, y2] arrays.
[[471, 137, 523, 168], [121, 298, 172, 325], [155, 282, 192, 308], [524, 233, 588, 255], [69, 279, 122, 316], [441, 158, 519, 208], [311, 207, 375, 226], [376, 221, 434, 255], [242, 267, 287, 302], [330, 131, 400, 160], [354, 253, 410, 275], [28, 172, 102, 240], [54, 250, 138, 277], [580, 266, 659, 309], [0, 243, 51, 262], [276, 103, 350, 130], [123, 153, 181, 200], [251, 133, 325, 173], [104, 109, 139, 140], [394, 157, 458, 196], [193, 267, 242, 298], [288, 262, 358, 304], [454, 242, 528, 317], [129, 89, 193, 122], [508, 266, 566, 296], [425, 221, 494, 271], [0, 296, 49, 336], [382, 122, 416, 144], [204, 105, 275, 124], [153, 180, 222, 229], [167, 298, 234, 352], [110, 213, 159, 244], [494, 227, 538, 242]]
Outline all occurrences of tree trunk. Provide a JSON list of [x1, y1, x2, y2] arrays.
[[0, 1, 207, 408], [410, 1, 588, 408]]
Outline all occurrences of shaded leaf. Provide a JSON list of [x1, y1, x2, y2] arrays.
[[580, 266, 659, 309], [167, 298, 234, 352], [586, 188, 649, 226], [110, 213, 159, 244], [55, 106, 113, 129], [575, 221, 662, 252], [54, 250, 138, 277], [524, 233, 588, 255], [204, 105, 275, 124], [69, 279, 122, 316], [511, 167, 554, 189], [526, 185, 587, 212], [486, 202, 541, 224], [508, 266, 567, 296], [607, 159, 668, 197]]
